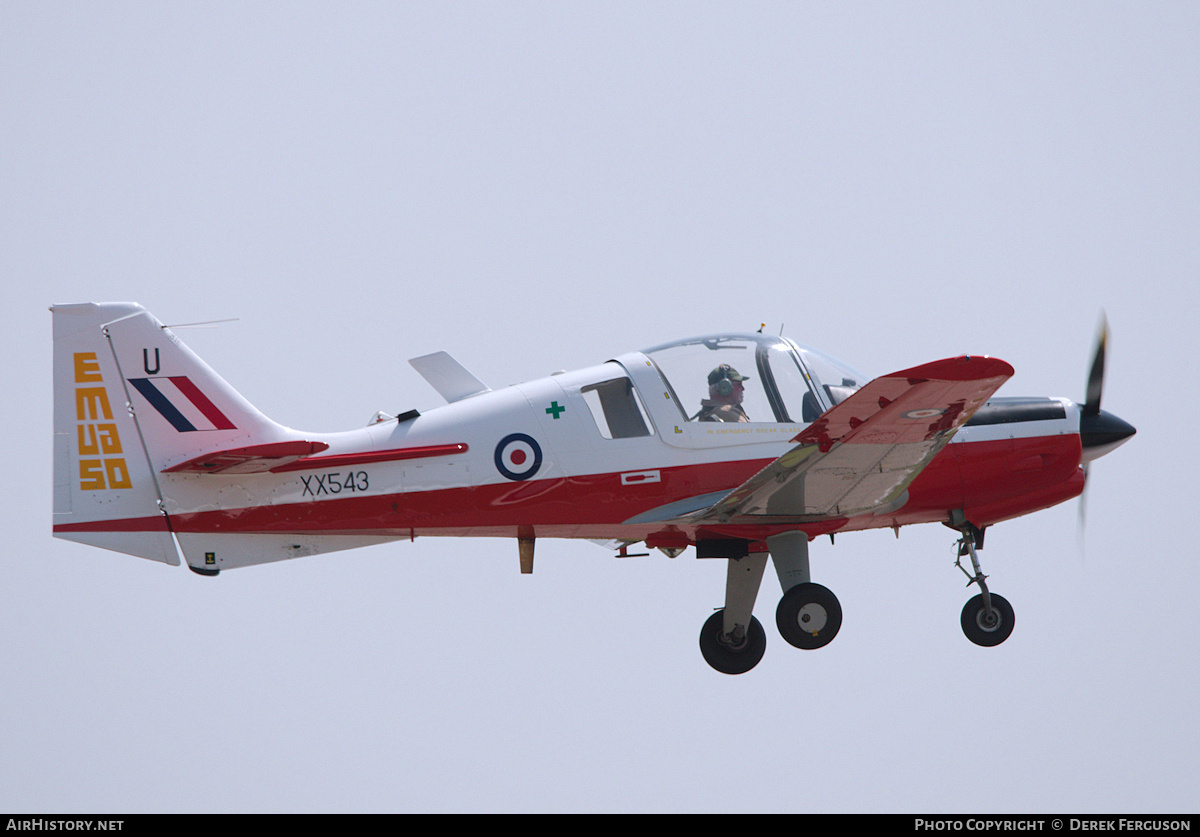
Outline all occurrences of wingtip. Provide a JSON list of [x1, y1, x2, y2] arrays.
[[892, 355, 1014, 383]]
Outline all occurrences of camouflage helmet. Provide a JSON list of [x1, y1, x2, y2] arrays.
[[708, 364, 749, 386]]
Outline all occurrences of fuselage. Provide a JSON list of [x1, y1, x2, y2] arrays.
[[159, 334, 1106, 548]]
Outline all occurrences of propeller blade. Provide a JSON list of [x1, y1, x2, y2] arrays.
[[1083, 313, 1108, 417], [1078, 314, 1107, 558], [1077, 462, 1090, 539], [1077, 313, 1133, 560], [1080, 462, 1089, 561]]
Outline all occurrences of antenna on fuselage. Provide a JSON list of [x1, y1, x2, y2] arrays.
[[160, 318, 240, 330]]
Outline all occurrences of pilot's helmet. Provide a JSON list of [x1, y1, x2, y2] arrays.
[[708, 364, 750, 396]]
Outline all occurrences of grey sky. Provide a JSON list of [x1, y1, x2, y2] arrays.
[[3, 2, 1197, 813]]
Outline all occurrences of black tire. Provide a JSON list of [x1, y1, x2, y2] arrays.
[[961, 593, 1015, 647], [698, 610, 766, 675], [775, 582, 842, 650]]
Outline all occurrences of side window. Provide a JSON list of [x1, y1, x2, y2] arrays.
[[581, 378, 653, 439]]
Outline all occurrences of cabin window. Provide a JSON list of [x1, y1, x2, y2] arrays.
[[793, 346, 866, 409], [581, 378, 653, 439], [643, 337, 782, 423], [639, 333, 870, 424]]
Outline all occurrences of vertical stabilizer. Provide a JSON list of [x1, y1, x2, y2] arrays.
[[52, 303, 294, 566]]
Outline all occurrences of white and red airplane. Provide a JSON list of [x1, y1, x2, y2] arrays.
[[52, 302, 1135, 673]]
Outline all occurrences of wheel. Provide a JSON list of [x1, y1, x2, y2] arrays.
[[699, 610, 766, 674], [775, 582, 842, 649], [960, 593, 1015, 647]]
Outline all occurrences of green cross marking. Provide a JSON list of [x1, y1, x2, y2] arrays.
[[546, 401, 566, 419]]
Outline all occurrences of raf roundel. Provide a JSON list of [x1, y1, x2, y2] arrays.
[[902, 408, 947, 420], [494, 433, 543, 481]]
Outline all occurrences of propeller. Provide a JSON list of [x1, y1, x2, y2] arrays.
[[1077, 312, 1136, 540], [1077, 314, 1107, 538]]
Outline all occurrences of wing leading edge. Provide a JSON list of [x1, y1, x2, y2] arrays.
[[693, 355, 1014, 523]]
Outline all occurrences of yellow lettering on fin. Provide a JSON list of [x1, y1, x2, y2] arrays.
[[74, 352, 103, 383]]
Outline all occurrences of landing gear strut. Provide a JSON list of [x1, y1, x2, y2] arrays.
[[954, 525, 1015, 647], [698, 546, 769, 674]]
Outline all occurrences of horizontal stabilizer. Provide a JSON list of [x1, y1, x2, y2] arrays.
[[163, 441, 331, 474], [165, 441, 470, 475]]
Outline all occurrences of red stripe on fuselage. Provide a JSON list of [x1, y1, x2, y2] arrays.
[[271, 443, 469, 473]]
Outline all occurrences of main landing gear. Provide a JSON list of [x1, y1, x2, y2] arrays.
[[697, 532, 842, 675]]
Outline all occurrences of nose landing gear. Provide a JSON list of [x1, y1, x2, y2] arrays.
[[954, 524, 1015, 647]]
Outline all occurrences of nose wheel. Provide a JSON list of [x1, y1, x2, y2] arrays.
[[961, 592, 1015, 646], [954, 524, 1015, 647]]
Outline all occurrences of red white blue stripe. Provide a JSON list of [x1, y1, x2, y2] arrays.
[[129, 377, 236, 432]]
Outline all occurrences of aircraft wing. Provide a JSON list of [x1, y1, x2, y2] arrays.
[[693, 355, 1013, 523]]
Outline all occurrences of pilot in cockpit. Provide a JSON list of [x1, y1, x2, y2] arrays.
[[696, 364, 750, 422]]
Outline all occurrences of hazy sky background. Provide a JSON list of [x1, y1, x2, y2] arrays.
[[3, 2, 1197, 813]]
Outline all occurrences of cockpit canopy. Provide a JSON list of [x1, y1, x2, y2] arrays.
[[641, 333, 868, 424]]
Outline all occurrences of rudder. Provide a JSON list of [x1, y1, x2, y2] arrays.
[[53, 303, 180, 563]]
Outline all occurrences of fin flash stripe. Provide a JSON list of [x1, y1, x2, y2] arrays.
[[129, 377, 236, 432]]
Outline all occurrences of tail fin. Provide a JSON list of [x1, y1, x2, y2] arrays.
[[51, 302, 289, 565]]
